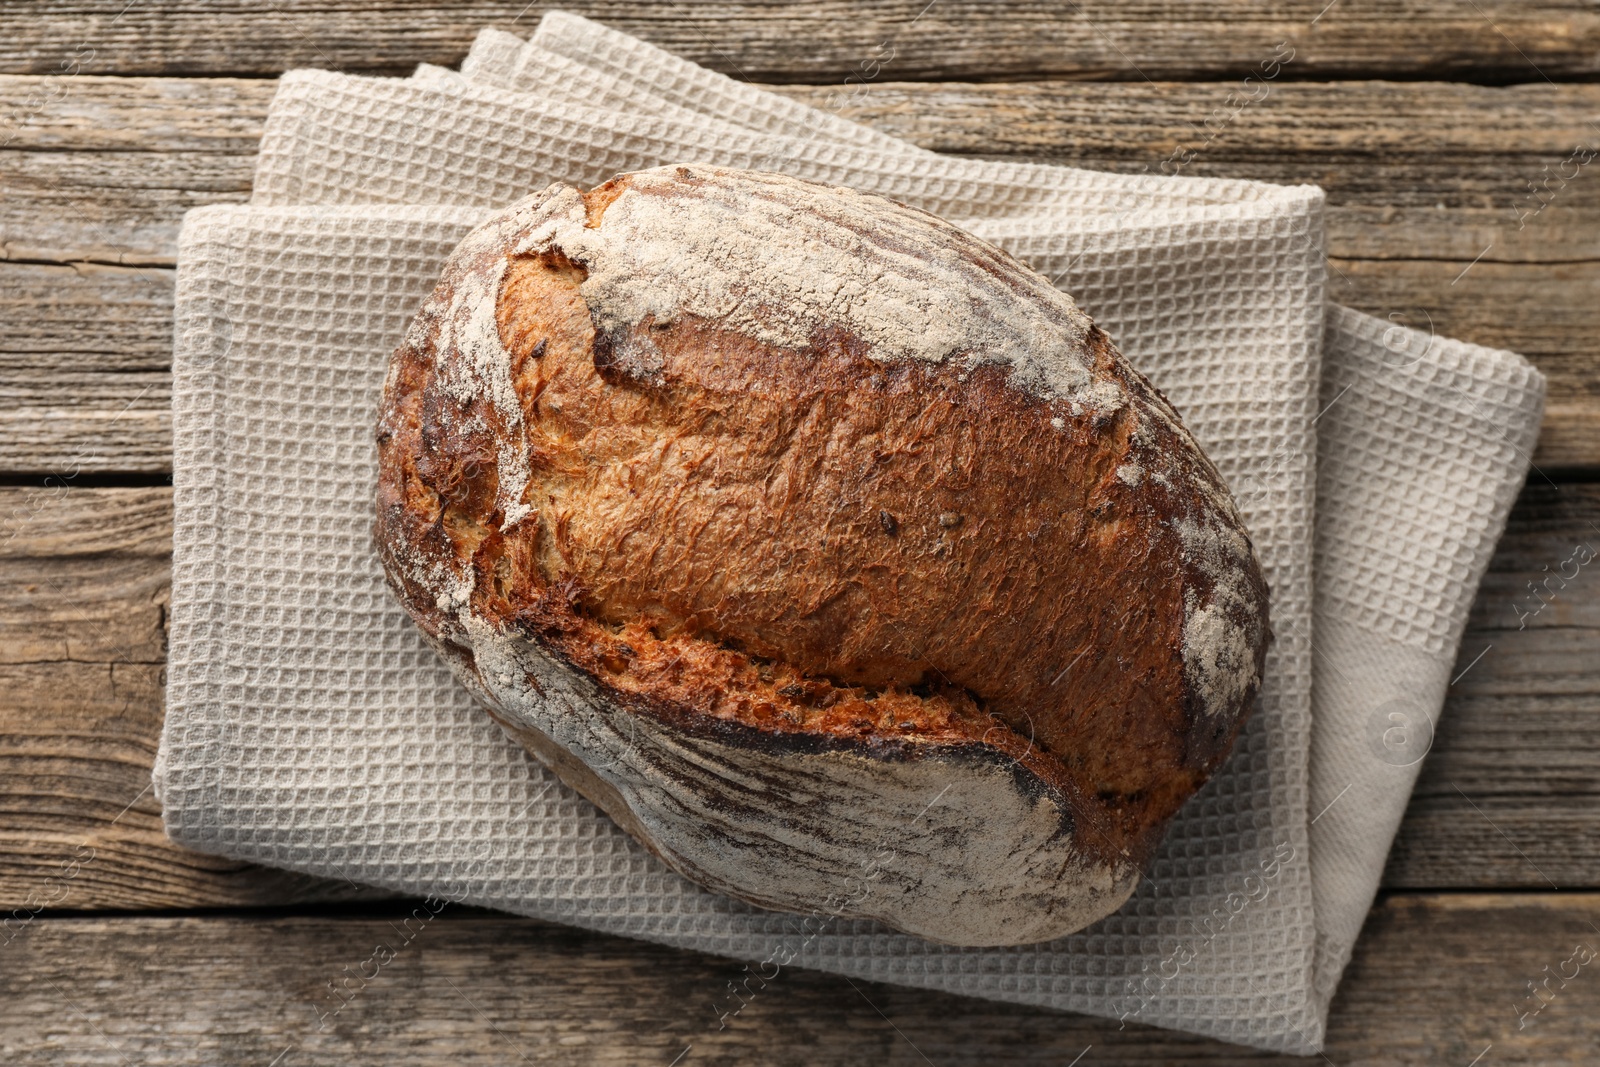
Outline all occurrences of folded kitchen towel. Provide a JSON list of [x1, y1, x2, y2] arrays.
[[454, 14, 1550, 1018], [461, 20, 941, 161], [1303, 305, 1544, 1010], [174, 82, 1332, 1050], [251, 57, 1332, 1047], [153, 13, 1543, 1055]]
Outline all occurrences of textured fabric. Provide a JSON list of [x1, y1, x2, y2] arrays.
[[160, 200, 1326, 1053], [1304, 306, 1544, 1009], [457, 25, 1547, 1023], [494, 14, 941, 161], [248, 57, 1329, 1050], [154, 13, 1542, 1055]]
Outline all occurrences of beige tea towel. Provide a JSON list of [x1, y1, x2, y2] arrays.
[[456, 14, 1549, 1017], [155, 14, 1543, 1055]]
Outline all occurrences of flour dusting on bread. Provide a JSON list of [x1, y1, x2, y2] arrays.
[[515, 167, 1114, 411]]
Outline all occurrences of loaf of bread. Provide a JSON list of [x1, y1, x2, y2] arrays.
[[375, 165, 1270, 947]]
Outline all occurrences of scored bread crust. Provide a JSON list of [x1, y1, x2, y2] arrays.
[[374, 166, 1270, 946]]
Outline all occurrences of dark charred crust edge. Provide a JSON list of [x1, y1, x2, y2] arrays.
[[419, 614, 1153, 872]]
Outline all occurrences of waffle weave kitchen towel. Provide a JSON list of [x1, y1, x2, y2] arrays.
[[154, 13, 1543, 1054], [456, 14, 1550, 1019]]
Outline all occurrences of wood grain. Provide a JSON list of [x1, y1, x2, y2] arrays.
[[4, 75, 1599, 470], [1386, 482, 1600, 889], [0, 261, 171, 363], [800, 79, 1600, 265], [2, 1, 1598, 82], [0, 260, 173, 474], [0, 483, 1595, 910], [0, 487, 392, 909], [2, 894, 1597, 1064], [0, 75, 263, 265], [10, 75, 1600, 266]]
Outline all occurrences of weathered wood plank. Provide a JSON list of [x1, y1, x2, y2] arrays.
[[0, 484, 1595, 909], [1386, 797, 1599, 891], [0, 74, 263, 265], [0, 487, 393, 909], [0, 261, 171, 364], [10, 76, 1600, 266], [2, 1, 1598, 82], [0, 147, 253, 267], [800, 79, 1600, 265], [1, 894, 1596, 1064], [4, 74, 1599, 468], [1385, 482, 1600, 889], [0, 367, 172, 476], [0, 260, 173, 475]]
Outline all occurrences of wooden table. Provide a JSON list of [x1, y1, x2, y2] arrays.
[[3, 3, 1598, 1063]]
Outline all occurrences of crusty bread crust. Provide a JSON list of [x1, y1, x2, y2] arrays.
[[375, 166, 1270, 945]]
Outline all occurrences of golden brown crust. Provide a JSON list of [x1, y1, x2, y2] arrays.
[[375, 166, 1269, 897]]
